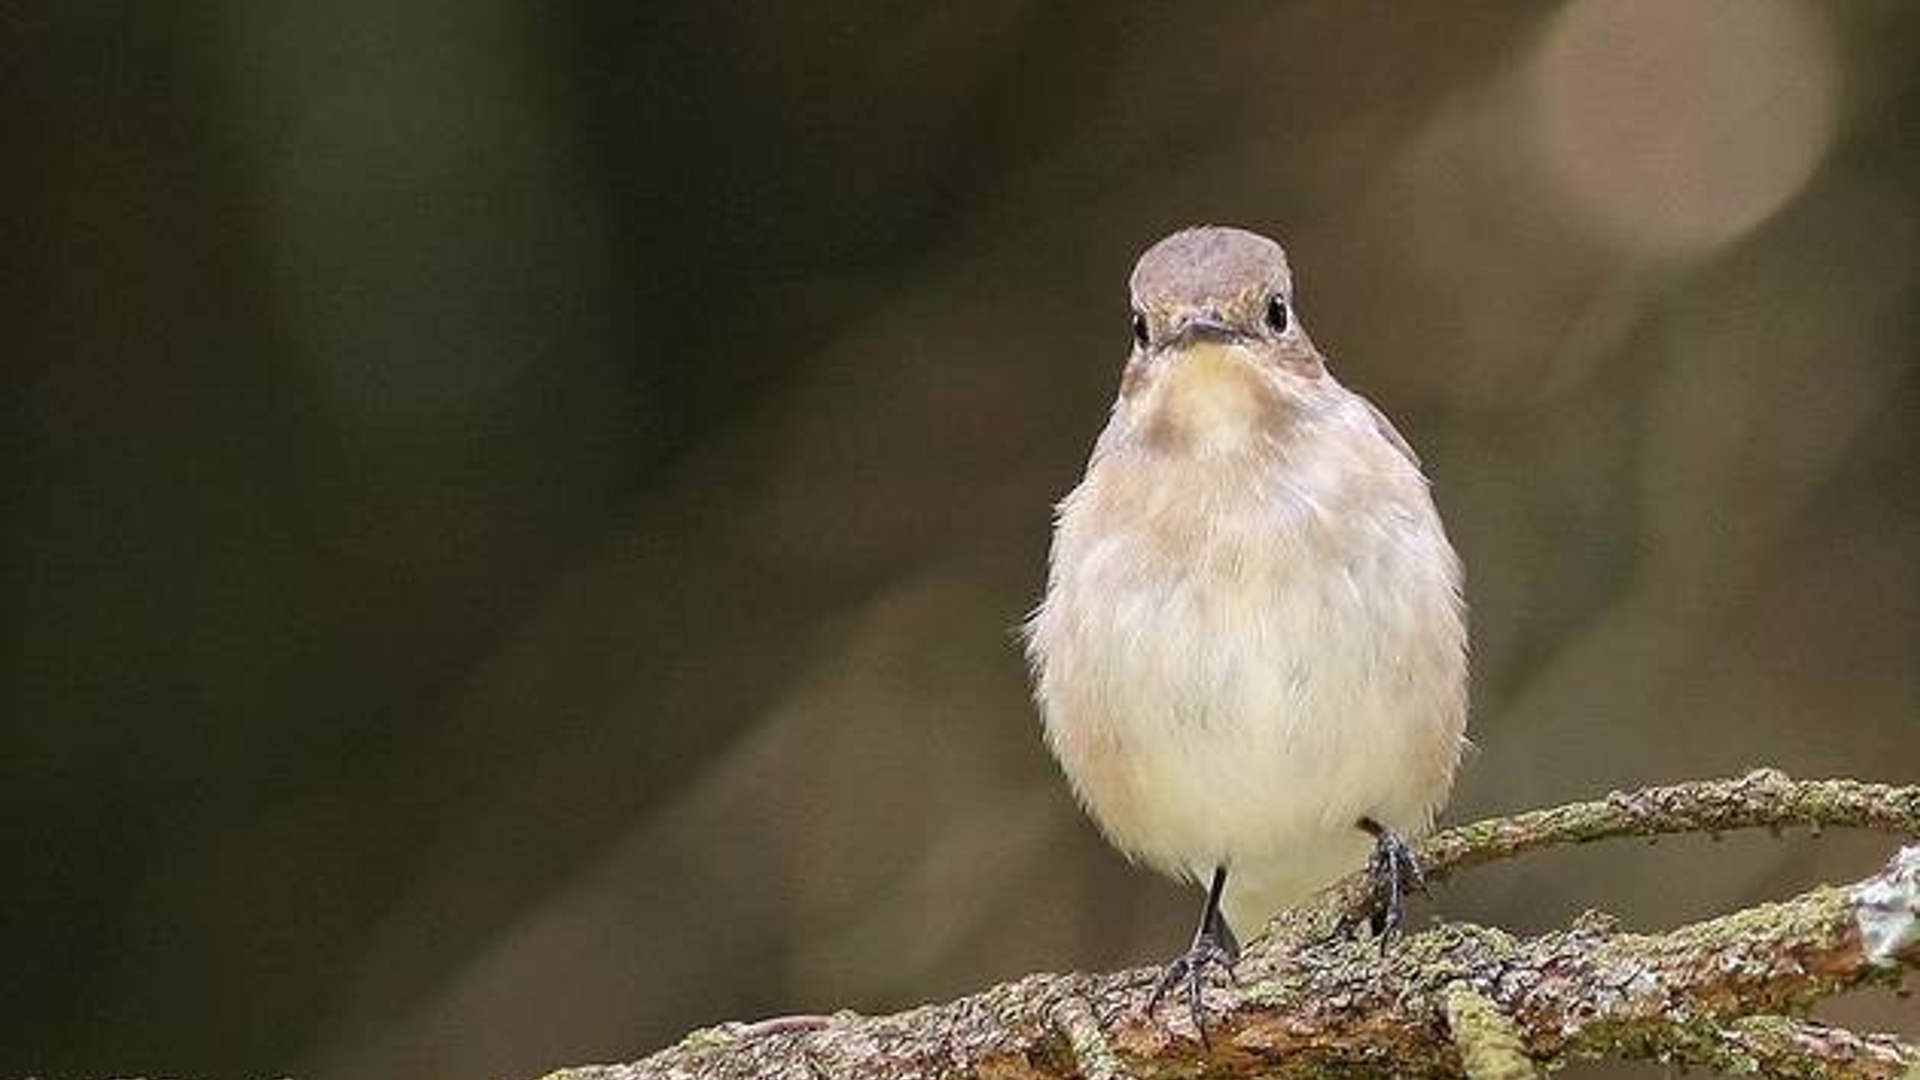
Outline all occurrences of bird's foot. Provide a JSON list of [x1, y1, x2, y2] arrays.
[[1358, 818, 1425, 950], [1146, 932, 1238, 1047]]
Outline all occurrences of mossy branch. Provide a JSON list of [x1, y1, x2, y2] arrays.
[[1418, 768, 1920, 880], [551, 771, 1920, 1080]]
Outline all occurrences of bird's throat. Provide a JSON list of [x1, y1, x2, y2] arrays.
[[1137, 343, 1282, 455]]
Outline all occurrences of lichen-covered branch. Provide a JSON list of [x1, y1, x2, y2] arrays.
[[550, 773, 1919, 1080], [1673, 1016, 1917, 1080], [1410, 768, 1920, 884]]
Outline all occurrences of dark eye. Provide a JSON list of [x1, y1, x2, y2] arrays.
[[1130, 309, 1150, 348], [1265, 295, 1290, 334]]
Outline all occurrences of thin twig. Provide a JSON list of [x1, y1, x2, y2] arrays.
[[1420, 768, 1920, 882]]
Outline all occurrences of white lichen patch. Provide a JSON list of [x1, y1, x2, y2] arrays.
[[1851, 844, 1919, 967]]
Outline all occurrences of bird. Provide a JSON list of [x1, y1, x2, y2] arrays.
[[1024, 225, 1468, 1032]]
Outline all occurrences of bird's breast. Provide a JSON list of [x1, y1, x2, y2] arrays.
[[1029, 425, 1466, 888]]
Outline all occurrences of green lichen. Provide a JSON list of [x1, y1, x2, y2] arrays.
[[676, 1024, 740, 1050], [1445, 984, 1540, 1080]]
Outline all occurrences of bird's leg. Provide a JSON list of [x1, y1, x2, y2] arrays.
[[1357, 816, 1426, 950], [1147, 865, 1238, 1046], [1208, 898, 1240, 961]]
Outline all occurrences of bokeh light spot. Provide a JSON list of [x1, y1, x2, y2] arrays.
[[1527, 0, 1840, 256]]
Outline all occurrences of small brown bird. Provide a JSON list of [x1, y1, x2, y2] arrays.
[[1025, 226, 1468, 1029]]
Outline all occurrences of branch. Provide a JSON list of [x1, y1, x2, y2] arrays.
[[1684, 1016, 1918, 1080], [1417, 768, 1920, 881], [1313, 767, 1920, 922], [552, 773, 1919, 1080]]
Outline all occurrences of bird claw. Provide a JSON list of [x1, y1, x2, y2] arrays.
[[1361, 821, 1425, 950], [1146, 934, 1237, 1048]]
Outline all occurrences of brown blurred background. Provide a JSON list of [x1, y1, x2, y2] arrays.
[[6, 2, 1916, 1078]]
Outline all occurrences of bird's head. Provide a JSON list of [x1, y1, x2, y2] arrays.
[[1117, 226, 1330, 456]]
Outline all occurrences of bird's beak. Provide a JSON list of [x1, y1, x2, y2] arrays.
[[1166, 313, 1244, 349]]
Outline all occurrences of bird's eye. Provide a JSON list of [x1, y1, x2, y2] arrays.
[[1130, 309, 1150, 348], [1265, 295, 1291, 334]]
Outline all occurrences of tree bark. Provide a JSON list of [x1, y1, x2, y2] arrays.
[[551, 771, 1920, 1080]]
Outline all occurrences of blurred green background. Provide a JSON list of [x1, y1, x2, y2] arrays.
[[6, 2, 1916, 1078]]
